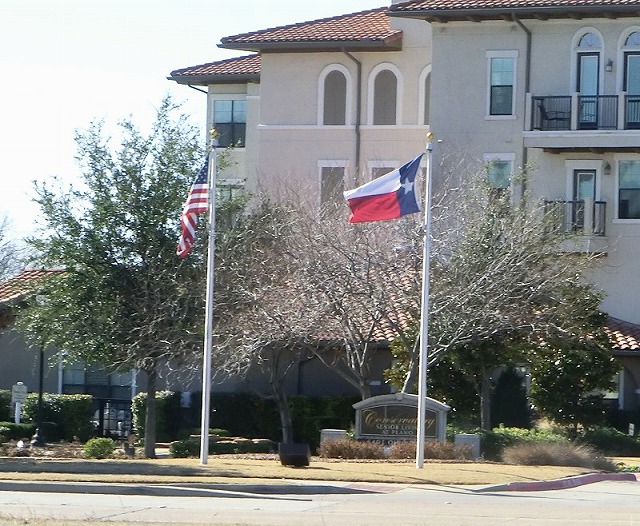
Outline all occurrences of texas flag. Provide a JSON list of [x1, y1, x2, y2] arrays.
[[344, 154, 423, 223]]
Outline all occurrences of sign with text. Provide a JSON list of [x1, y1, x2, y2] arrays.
[[353, 393, 450, 442], [11, 383, 28, 404], [360, 404, 436, 438]]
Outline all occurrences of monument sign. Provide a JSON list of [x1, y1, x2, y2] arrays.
[[353, 392, 450, 441]]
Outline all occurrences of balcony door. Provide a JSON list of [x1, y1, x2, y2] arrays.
[[577, 53, 599, 128], [625, 52, 640, 128], [573, 169, 596, 230]]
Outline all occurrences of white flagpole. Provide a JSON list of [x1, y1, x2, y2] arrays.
[[416, 133, 435, 469], [199, 139, 217, 465]]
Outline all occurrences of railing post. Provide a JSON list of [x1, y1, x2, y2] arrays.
[[619, 92, 626, 130], [583, 198, 594, 235], [571, 93, 578, 130], [525, 93, 532, 131]]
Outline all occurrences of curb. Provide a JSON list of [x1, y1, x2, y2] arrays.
[[479, 472, 640, 492]]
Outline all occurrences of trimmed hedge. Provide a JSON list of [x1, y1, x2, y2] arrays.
[[0, 422, 36, 441], [132, 390, 182, 442], [19, 394, 93, 442], [133, 392, 359, 451], [0, 390, 11, 421], [168, 438, 275, 458]]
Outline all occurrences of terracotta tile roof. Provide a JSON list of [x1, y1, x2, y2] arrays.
[[606, 317, 640, 352], [390, 0, 640, 20], [0, 269, 65, 305], [168, 54, 261, 86], [219, 7, 402, 52]]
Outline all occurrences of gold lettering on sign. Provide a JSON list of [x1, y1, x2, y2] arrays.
[[360, 407, 437, 437]]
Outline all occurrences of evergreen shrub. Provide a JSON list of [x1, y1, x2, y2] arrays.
[[83, 437, 116, 459], [578, 427, 640, 456], [0, 390, 11, 421], [20, 393, 92, 441], [0, 422, 35, 441]]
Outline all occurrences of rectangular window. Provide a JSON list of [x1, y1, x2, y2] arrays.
[[63, 363, 85, 386], [487, 53, 516, 116], [372, 166, 395, 179], [487, 160, 512, 189], [619, 160, 640, 219], [484, 153, 514, 190], [216, 179, 245, 203], [214, 100, 246, 148], [320, 167, 345, 206]]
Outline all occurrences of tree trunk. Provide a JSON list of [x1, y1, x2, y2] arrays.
[[272, 382, 293, 444], [143, 366, 157, 458], [479, 369, 492, 430], [359, 381, 372, 400]]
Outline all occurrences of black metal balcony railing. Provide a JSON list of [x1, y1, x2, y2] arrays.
[[577, 95, 618, 130], [543, 199, 606, 237], [626, 95, 640, 129], [532, 96, 571, 131], [532, 94, 640, 131]]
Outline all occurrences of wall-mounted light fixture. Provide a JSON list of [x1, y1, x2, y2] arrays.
[[606, 59, 614, 72], [604, 161, 611, 175]]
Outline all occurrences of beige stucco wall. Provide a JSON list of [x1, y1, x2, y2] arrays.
[[429, 17, 640, 325], [252, 27, 431, 193]]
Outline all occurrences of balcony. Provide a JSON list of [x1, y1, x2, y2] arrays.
[[530, 94, 640, 131], [543, 199, 608, 253], [526, 93, 640, 151]]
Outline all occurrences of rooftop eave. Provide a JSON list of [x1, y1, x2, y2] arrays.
[[218, 37, 403, 54], [167, 73, 260, 86], [613, 349, 640, 357], [388, 6, 640, 22]]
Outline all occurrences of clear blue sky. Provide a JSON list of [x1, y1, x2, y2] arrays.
[[0, 0, 380, 241]]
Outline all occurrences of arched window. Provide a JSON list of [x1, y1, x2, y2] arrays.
[[373, 69, 397, 124], [622, 30, 640, 97], [419, 66, 431, 125], [323, 70, 347, 125], [318, 64, 351, 126], [571, 29, 603, 129], [574, 30, 602, 94]]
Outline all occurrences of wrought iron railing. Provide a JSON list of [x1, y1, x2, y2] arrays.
[[532, 94, 640, 131], [531, 96, 571, 131], [577, 95, 618, 130], [543, 199, 606, 237]]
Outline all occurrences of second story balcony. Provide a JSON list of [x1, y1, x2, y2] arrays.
[[543, 198, 608, 253], [525, 93, 640, 151], [531, 94, 640, 132]]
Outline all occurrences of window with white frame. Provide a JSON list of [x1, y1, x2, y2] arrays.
[[369, 160, 396, 180], [618, 160, 640, 219], [487, 51, 517, 117], [323, 69, 347, 125], [621, 29, 640, 128], [373, 69, 398, 125], [419, 66, 431, 126], [484, 153, 514, 189], [320, 166, 345, 205], [319, 162, 346, 216], [213, 99, 246, 147]]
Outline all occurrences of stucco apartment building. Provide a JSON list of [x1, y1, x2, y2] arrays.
[[168, 0, 640, 413]]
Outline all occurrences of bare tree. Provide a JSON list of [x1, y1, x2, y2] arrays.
[[388, 159, 609, 427], [213, 199, 320, 443], [0, 215, 26, 281], [290, 205, 421, 400]]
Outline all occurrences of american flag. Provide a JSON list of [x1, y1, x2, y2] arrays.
[[176, 160, 209, 258]]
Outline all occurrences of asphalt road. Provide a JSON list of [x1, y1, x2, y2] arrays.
[[1, 479, 640, 525]]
